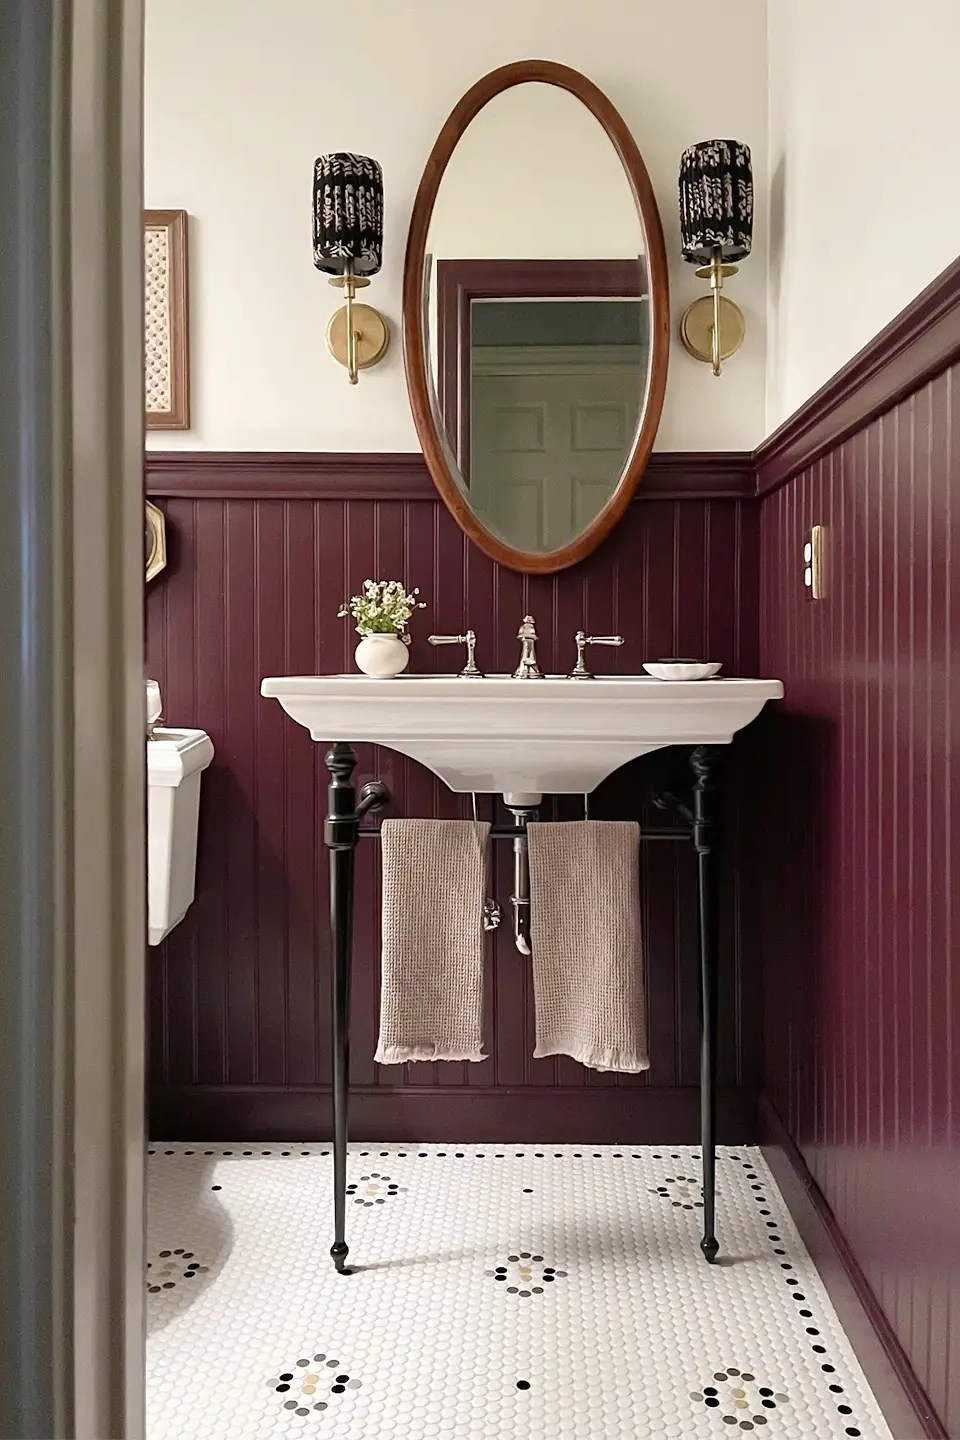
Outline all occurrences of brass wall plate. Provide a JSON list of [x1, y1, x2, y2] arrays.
[[679, 294, 745, 365], [145, 500, 167, 582], [326, 303, 390, 371]]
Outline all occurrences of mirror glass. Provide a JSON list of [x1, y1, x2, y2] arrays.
[[423, 82, 649, 557]]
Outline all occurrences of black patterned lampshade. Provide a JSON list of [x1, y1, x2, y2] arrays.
[[313, 152, 384, 277], [678, 140, 753, 266]]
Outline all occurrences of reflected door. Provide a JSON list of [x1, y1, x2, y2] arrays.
[[471, 350, 642, 552]]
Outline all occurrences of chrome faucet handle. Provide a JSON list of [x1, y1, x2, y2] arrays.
[[513, 614, 542, 680], [428, 629, 483, 678], [568, 629, 625, 679]]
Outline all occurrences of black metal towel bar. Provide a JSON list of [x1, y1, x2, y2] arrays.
[[323, 741, 724, 1276]]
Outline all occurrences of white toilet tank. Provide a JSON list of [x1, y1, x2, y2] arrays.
[[147, 726, 215, 945]]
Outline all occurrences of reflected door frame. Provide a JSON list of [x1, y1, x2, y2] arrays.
[[436, 258, 646, 482]]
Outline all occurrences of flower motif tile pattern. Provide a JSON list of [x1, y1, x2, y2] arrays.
[[484, 1252, 568, 1296], [346, 1172, 405, 1207], [147, 1145, 893, 1439]]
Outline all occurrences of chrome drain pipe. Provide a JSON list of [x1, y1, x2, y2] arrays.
[[504, 800, 538, 955]]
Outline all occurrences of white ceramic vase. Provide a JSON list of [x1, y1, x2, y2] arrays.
[[354, 631, 409, 678]]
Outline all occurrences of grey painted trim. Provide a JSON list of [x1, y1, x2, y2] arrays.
[[0, 4, 64, 1435], [0, 2, 146, 1436]]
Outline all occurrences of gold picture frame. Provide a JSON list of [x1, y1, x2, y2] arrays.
[[145, 501, 167, 582], [144, 209, 190, 429]]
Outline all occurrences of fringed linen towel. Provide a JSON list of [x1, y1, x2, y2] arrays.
[[374, 819, 490, 1064], [527, 821, 648, 1073]]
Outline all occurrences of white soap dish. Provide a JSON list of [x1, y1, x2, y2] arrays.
[[642, 659, 722, 681]]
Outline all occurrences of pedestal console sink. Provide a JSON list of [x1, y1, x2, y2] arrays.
[[259, 673, 783, 802], [259, 667, 782, 1272]]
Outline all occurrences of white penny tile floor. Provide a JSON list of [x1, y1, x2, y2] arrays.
[[147, 1144, 892, 1440]]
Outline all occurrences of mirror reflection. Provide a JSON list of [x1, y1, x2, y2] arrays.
[[424, 82, 649, 556]]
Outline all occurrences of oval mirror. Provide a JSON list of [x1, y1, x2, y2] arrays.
[[403, 60, 669, 574]]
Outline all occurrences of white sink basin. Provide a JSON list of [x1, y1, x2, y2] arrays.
[[260, 673, 783, 802]]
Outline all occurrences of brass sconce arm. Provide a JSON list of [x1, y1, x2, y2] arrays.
[[326, 262, 389, 385], [680, 248, 744, 378]]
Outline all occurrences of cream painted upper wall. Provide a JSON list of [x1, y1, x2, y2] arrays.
[[145, 0, 768, 452], [766, 0, 960, 430]]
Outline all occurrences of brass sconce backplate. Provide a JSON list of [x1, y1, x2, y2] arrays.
[[679, 294, 745, 366], [146, 500, 167, 582], [326, 302, 390, 372]]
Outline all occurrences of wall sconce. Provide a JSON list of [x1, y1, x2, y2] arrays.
[[678, 140, 753, 376], [313, 152, 389, 384]]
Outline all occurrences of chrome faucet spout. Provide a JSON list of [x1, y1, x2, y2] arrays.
[[512, 614, 543, 680]]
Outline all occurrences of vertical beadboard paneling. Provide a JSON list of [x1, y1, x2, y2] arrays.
[[146, 459, 761, 1145], [759, 364, 960, 1436]]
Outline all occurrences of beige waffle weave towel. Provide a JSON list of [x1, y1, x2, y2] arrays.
[[527, 821, 648, 1073], [374, 819, 491, 1064]]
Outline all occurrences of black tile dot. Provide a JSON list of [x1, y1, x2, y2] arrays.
[[276, 1384, 290, 1393], [516, 1380, 530, 1391], [705, 1397, 720, 1408], [829, 1385, 844, 1394], [335, 1374, 349, 1383], [330, 1384, 345, 1395], [761, 1400, 776, 1409], [522, 1188, 533, 1194], [812, 1344, 826, 1354], [845, 1431, 861, 1437], [704, 1387, 718, 1397], [838, 1405, 852, 1415], [279, 1372, 293, 1381], [799, 1310, 813, 1318], [821, 1364, 836, 1373], [211, 1185, 222, 1191], [806, 1327, 820, 1336]]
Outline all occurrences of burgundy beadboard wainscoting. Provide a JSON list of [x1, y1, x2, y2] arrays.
[[145, 451, 762, 1145], [756, 258, 960, 1436]]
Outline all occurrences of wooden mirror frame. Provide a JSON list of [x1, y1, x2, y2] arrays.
[[402, 59, 669, 574]]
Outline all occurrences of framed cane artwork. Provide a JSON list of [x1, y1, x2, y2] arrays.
[[144, 209, 190, 430]]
